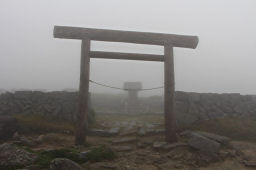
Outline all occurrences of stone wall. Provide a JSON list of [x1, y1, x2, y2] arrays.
[[0, 91, 255, 125], [0, 91, 78, 121], [175, 91, 256, 125]]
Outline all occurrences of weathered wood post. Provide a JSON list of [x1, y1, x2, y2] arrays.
[[76, 38, 90, 145], [164, 45, 177, 143]]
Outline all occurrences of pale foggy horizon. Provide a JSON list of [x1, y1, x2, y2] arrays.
[[1, 0, 256, 96]]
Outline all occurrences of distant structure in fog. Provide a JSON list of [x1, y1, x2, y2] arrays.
[[123, 82, 142, 114]]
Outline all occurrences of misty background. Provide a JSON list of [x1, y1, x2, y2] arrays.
[[0, 0, 255, 96]]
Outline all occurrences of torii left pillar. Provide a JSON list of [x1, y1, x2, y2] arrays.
[[76, 39, 90, 145]]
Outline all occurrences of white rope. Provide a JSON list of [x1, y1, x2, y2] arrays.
[[89, 80, 163, 91]]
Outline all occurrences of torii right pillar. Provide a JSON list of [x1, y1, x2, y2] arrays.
[[164, 44, 177, 143]]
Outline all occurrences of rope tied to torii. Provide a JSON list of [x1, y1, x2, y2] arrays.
[[89, 79, 163, 91]]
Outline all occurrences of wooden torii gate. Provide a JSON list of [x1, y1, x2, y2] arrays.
[[53, 26, 199, 145]]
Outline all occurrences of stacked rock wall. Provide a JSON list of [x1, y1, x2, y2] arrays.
[[175, 91, 256, 125], [0, 91, 78, 121], [0, 91, 255, 125]]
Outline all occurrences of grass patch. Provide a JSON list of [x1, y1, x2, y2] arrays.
[[13, 113, 75, 134], [190, 116, 256, 141], [34, 148, 86, 168], [33, 146, 116, 168], [13, 109, 96, 134], [86, 145, 116, 162], [37, 133, 71, 145]]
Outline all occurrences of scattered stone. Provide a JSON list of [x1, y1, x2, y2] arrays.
[[101, 164, 118, 169], [49, 158, 84, 170], [180, 130, 192, 137], [137, 128, 146, 136], [244, 161, 256, 167], [112, 146, 132, 152], [154, 129, 165, 135], [158, 161, 178, 169], [196, 131, 230, 145], [80, 150, 91, 159], [17, 137, 36, 147], [145, 122, 155, 129], [112, 137, 137, 144], [35, 134, 44, 143], [120, 121, 129, 127], [146, 129, 164, 135], [139, 164, 158, 170], [227, 149, 237, 157], [188, 132, 220, 153], [153, 141, 167, 149], [230, 141, 256, 162], [0, 143, 37, 169], [136, 142, 144, 148], [122, 121, 136, 132], [13, 131, 20, 140], [124, 165, 139, 170], [219, 150, 229, 159], [23, 164, 41, 170], [162, 142, 188, 151], [174, 164, 185, 168], [120, 130, 137, 136], [199, 151, 220, 164], [88, 129, 119, 137], [142, 140, 154, 146], [89, 162, 117, 169], [108, 127, 120, 135]]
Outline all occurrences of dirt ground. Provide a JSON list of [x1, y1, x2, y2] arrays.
[[22, 114, 256, 170]]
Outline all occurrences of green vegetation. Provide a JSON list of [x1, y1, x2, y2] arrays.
[[86, 145, 116, 162], [13, 109, 96, 134], [34, 148, 86, 168], [31, 146, 115, 168], [0, 164, 24, 170], [190, 116, 256, 141], [14, 114, 75, 134]]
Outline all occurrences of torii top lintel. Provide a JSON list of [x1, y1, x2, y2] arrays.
[[54, 26, 199, 49]]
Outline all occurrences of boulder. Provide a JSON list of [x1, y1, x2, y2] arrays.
[[244, 161, 256, 167], [188, 132, 220, 154], [23, 164, 41, 170], [112, 137, 137, 144], [13, 131, 20, 140], [196, 131, 230, 145], [14, 136, 36, 147], [162, 142, 188, 151], [137, 127, 146, 136], [49, 158, 84, 170], [146, 129, 165, 135], [0, 143, 36, 169], [108, 127, 120, 135], [88, 129, 118, 137], [153, 141, 167, 149], [112, 146, 132, 152], [0, 116, 18, 141]]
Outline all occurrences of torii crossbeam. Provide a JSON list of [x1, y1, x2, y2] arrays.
[[53, 26, 199, 145]]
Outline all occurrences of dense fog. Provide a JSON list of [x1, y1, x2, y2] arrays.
[[0, 0, 256, 96]]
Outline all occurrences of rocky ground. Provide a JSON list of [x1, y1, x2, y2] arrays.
[[1, 114, 256, 170]]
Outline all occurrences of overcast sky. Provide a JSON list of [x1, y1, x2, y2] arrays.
[[0, 0, 255, 96]]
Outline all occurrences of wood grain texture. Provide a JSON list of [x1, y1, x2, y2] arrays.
[[75, 38, 90, 145], [90, 51, 164, 62], [164, 45, 177, 143], [54, 26, 199, 49]]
